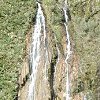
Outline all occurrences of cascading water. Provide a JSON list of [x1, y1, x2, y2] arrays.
[[63, 0, 71, 100], [41, 3, 48, 80], [84, 95, 87, 100], [28, 2, 47, 100]]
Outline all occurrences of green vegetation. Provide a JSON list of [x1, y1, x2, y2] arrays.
[[0, 0, 36, 99], [69, 0, 100, 99], [43, 0, 64, 45]]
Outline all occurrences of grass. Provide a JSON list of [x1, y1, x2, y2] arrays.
[[0, 0, 36, 99]]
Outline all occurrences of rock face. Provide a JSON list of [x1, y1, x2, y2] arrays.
[[18, 26, 32, 100], [18, 0, 100, 100]]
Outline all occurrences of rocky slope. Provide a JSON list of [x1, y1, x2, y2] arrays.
[[18, 0, 100, 100]]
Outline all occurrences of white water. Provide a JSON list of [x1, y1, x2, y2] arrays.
[[83, 95, 87, 100], [63, 0, 71, 100], [28, 2, 47, 100], [42, 2, 48, 80]]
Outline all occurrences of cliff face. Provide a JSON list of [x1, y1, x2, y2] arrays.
[[18, 0, 100, 100]]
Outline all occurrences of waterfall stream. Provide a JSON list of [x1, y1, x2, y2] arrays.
[[28, 2, 47, 100], [63, 1, 71, 100], [28, 1, 71, 100]]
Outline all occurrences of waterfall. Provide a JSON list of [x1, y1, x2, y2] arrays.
[[63, 0, 71, 100], [28, 2, 47, 100], [84, 95, 87, 100]]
